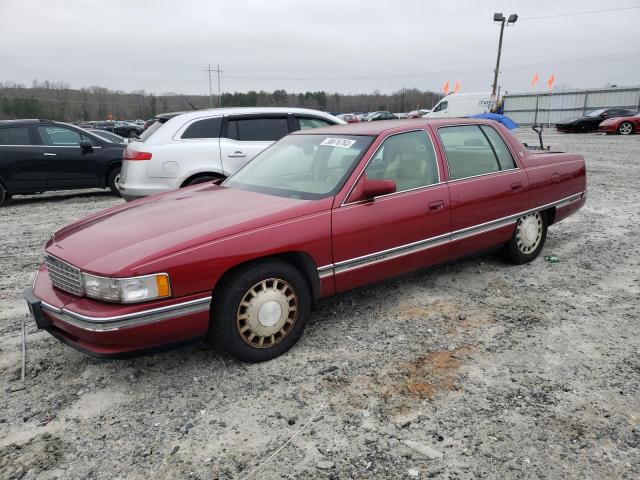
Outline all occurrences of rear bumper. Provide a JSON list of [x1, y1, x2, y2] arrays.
[[25, 268, 211, 357], [118, 161, 181, 201]]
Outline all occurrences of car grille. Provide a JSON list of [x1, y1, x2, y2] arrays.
[[44, 254, 83, 296]]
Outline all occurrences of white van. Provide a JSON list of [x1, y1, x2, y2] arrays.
[[423, 92, 494, 118]]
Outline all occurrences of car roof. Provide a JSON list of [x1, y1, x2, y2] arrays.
[[0, 119, 55, 126], [166, 106, 340, 123], [290, 118, 496, 136]]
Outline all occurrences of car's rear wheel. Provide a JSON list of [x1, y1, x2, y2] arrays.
[[618, 122, 634, 135], [107, 167, 121, 196], [503, 211, 547, 264], [212, 260, 311, 362], [182, 175, 222, 187]]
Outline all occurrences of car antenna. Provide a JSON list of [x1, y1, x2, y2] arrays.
[[182, 96, 197, 110]]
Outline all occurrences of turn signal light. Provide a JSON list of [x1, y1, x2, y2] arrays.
[[123, 149, 152, 161], [156, 275, 171, 297]]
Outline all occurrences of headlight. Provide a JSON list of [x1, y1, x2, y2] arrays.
[[81, 273, 171, 303]]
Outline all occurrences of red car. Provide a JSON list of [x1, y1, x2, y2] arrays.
[[598, 113, 640, 135], [25, 119, 587, 362]]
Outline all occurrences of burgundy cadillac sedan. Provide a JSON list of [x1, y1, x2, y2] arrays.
[[25, 119, 587, 362]]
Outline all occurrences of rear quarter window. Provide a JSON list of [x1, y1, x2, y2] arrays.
[[181, 117, 222, 139]]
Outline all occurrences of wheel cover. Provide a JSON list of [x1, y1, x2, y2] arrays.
[[114, 173, 121, 191], [620, 123, 633, 135], [236, 278, 298, 348], [516, 212, 543, 254]]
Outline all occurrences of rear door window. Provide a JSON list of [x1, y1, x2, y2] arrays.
[[0, 126, 33, 145], [438, 125, 500, 180], [227, 117, 290, 142], [181, 117, 222, 139], [479, 125, 516, 170]]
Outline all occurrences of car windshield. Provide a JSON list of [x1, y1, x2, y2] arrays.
[[224, 134, 374, 200], [586, 109, 605, 117]]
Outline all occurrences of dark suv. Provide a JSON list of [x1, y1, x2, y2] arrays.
[[0, 119, 125, 205]]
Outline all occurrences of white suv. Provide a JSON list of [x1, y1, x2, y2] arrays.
[[118, 107, 344, 201]]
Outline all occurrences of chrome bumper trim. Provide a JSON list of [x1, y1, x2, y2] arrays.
[[40, 296, 211, 332]]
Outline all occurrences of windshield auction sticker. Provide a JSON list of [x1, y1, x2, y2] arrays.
[[320, 137, 356, 148]]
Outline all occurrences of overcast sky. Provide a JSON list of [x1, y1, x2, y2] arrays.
[[1, 0, 639, 96]]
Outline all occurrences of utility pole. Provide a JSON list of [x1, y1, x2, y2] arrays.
[[205, 64, 223, 107], [491, 13, 518, 100], [216, 64, 222, 107], [205, 64, 214, 107]]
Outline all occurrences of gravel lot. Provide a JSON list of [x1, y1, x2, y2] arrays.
[[1, 130, 639, 480]]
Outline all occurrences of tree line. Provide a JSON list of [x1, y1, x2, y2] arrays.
[[0, 80, 442, 121]]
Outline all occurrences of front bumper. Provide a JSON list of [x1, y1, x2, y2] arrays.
[[597, 124, 617, 134], [25, 268, 211, 357]]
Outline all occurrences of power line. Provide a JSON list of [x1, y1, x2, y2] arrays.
[[222, 51, 640, 81], [519, 6, 640, 21]]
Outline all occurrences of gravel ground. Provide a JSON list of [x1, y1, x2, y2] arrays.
[[1, 130, 639, 480]]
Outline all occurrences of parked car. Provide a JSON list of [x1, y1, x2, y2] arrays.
[[118, 107, 344, 201], [0, 120, 125, 205], [337, 113, 360, 123], [364, 111, 397, 121], [597, 112, 640, 135], [87, 129, 128, 144], [556, 108, 637, 133], [25, 118, 586, 361], [423, 92, 494, 118], [93, 121, 143, 138]]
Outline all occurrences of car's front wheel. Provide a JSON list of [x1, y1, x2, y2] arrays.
[[577, 122, 591, 133], [0, 182, 10, 206], [212, 260, 311, 362], [503, 211, 548, 264], [618, 122, 634, 135]]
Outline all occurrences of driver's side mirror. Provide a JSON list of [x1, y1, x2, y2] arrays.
[[601, 112, 608, 118], [79, 140, 93, 152], [347, 177, 396, 203]]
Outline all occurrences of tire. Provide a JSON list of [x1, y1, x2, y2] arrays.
[[212, 259, 311, 362], [577, 122, 591, 133], [183, 175, 220, 187], [0, 182, 9, 206], [107, 166, 121, 196], [503, 211, 548, 264], [618, 122, 634, 135]]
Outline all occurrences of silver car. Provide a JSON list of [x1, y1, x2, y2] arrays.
[[118, 107, 344, 201]]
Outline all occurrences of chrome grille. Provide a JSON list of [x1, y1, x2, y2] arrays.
[[45, 254, 83, 296]]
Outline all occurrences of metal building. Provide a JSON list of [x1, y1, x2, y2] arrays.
[[502, 86, 640, 126]]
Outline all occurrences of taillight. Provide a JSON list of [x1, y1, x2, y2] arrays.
[[123, 149, 152, 161]]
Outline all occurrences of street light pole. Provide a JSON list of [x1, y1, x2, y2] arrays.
[[491, 13, 518, 100]]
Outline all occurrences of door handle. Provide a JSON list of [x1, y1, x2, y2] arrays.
[[511, 182, 522, 191], [551, 173, 560, 182], [228, 151, 246, 158], [43, 152, 57, 156], [428, 200, 445, 211]]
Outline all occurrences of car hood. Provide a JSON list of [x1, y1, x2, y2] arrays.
[[599, 117, 626, 126], [45, 185, 323, 276]]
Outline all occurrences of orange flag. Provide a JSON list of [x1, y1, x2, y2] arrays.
[[531, 72, 539, 87], [453, 80, 460, 93], [547, 73, 555, 91], [442, 80, 450, 95]]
